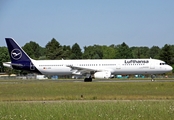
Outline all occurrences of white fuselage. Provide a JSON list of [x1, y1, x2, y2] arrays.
[[32, 59, 172, 76]]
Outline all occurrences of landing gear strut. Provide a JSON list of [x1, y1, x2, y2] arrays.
[[151, 75, 155, 82], [84, 76, 92, 82]]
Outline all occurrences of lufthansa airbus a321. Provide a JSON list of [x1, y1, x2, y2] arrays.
[[3, 38, 173, 82]]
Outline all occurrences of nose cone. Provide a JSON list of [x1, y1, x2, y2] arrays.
[[167, 65, 173, 71]]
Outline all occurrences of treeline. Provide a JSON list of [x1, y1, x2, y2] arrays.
[[0, 38, 174, 74]]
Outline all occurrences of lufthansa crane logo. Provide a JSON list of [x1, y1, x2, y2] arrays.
[[11, 49, 22, 60]]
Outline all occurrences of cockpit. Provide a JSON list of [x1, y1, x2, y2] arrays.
[[160, 63, 167, 65]]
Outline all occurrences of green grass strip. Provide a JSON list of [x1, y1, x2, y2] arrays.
[[0, 101, 173, 120], [0, 80, 174, 101]]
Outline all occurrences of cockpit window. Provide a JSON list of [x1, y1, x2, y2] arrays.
[[160, 63, 167, 65]]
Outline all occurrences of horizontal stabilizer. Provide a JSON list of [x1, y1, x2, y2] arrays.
[[3, 62, 23, 68], [3, 62, 12, 68]]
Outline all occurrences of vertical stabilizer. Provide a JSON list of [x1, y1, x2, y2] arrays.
[[5, 38, 31, 63], [5, 38, 41, 74]]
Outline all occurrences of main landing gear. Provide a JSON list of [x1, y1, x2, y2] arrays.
[[151, 74, 155, 82], [84, 76, 92, 82]]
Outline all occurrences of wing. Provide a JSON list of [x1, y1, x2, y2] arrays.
[[66, 65, 102, 75]]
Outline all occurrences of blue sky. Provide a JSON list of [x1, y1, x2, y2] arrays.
[[0, 0, 174, 49]]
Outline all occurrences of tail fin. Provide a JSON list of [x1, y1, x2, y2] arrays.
[[5, 38, 41, 74], [5, 38, 32, 63]]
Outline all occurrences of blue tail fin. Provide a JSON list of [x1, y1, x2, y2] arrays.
[[5, 38, 31, 63], [5, 38, 41, 74]]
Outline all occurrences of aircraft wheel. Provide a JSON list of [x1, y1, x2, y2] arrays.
[[84, 78, 92, 82], [151, 75, 155, 82]]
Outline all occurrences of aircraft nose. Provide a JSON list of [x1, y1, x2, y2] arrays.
[[167, 65, 173, 71]]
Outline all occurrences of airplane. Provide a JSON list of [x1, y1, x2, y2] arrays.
[[3, 38, 173, 82]]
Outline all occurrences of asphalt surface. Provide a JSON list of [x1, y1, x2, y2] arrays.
[[56, 79, 174, 82]]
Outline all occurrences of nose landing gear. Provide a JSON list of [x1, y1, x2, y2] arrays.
[[151, 75, 155, 81]]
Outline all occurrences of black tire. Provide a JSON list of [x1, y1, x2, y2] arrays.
[[84, 78, 92, 82]]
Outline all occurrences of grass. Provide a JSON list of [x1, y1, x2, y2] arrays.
[[0, 79, 174, 119], [0, 101, 174, 120], [0, 80, 174, 101]]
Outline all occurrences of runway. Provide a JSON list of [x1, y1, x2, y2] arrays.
[[56, 79, 174, 83]]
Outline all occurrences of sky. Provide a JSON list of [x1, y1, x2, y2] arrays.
[[0, 0, 174, 49]]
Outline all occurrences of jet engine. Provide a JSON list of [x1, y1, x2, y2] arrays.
[[94, 71, 111, 79]]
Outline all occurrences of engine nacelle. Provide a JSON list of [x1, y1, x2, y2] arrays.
[[94, 71, 111, 79]]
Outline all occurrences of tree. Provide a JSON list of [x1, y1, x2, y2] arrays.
[[38, 47, 46, 60], [45, 38, 64, 60], [159, 44, 173, 65], [138, 47, 150, 58], [0, 47, 10, 62], [102, 45, 118, 59], [23, 41, 42, 59], [115, 42, 133, 59], [170, 45, 174, 62], [61, 45, 72, 59], [149, 46, 160, 59], [130, 46, 150, 59], [130, 47, 140, 58], [0, 47, 10, 72], [70, 43, 82, 59], [83, 45, 103, 59]]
